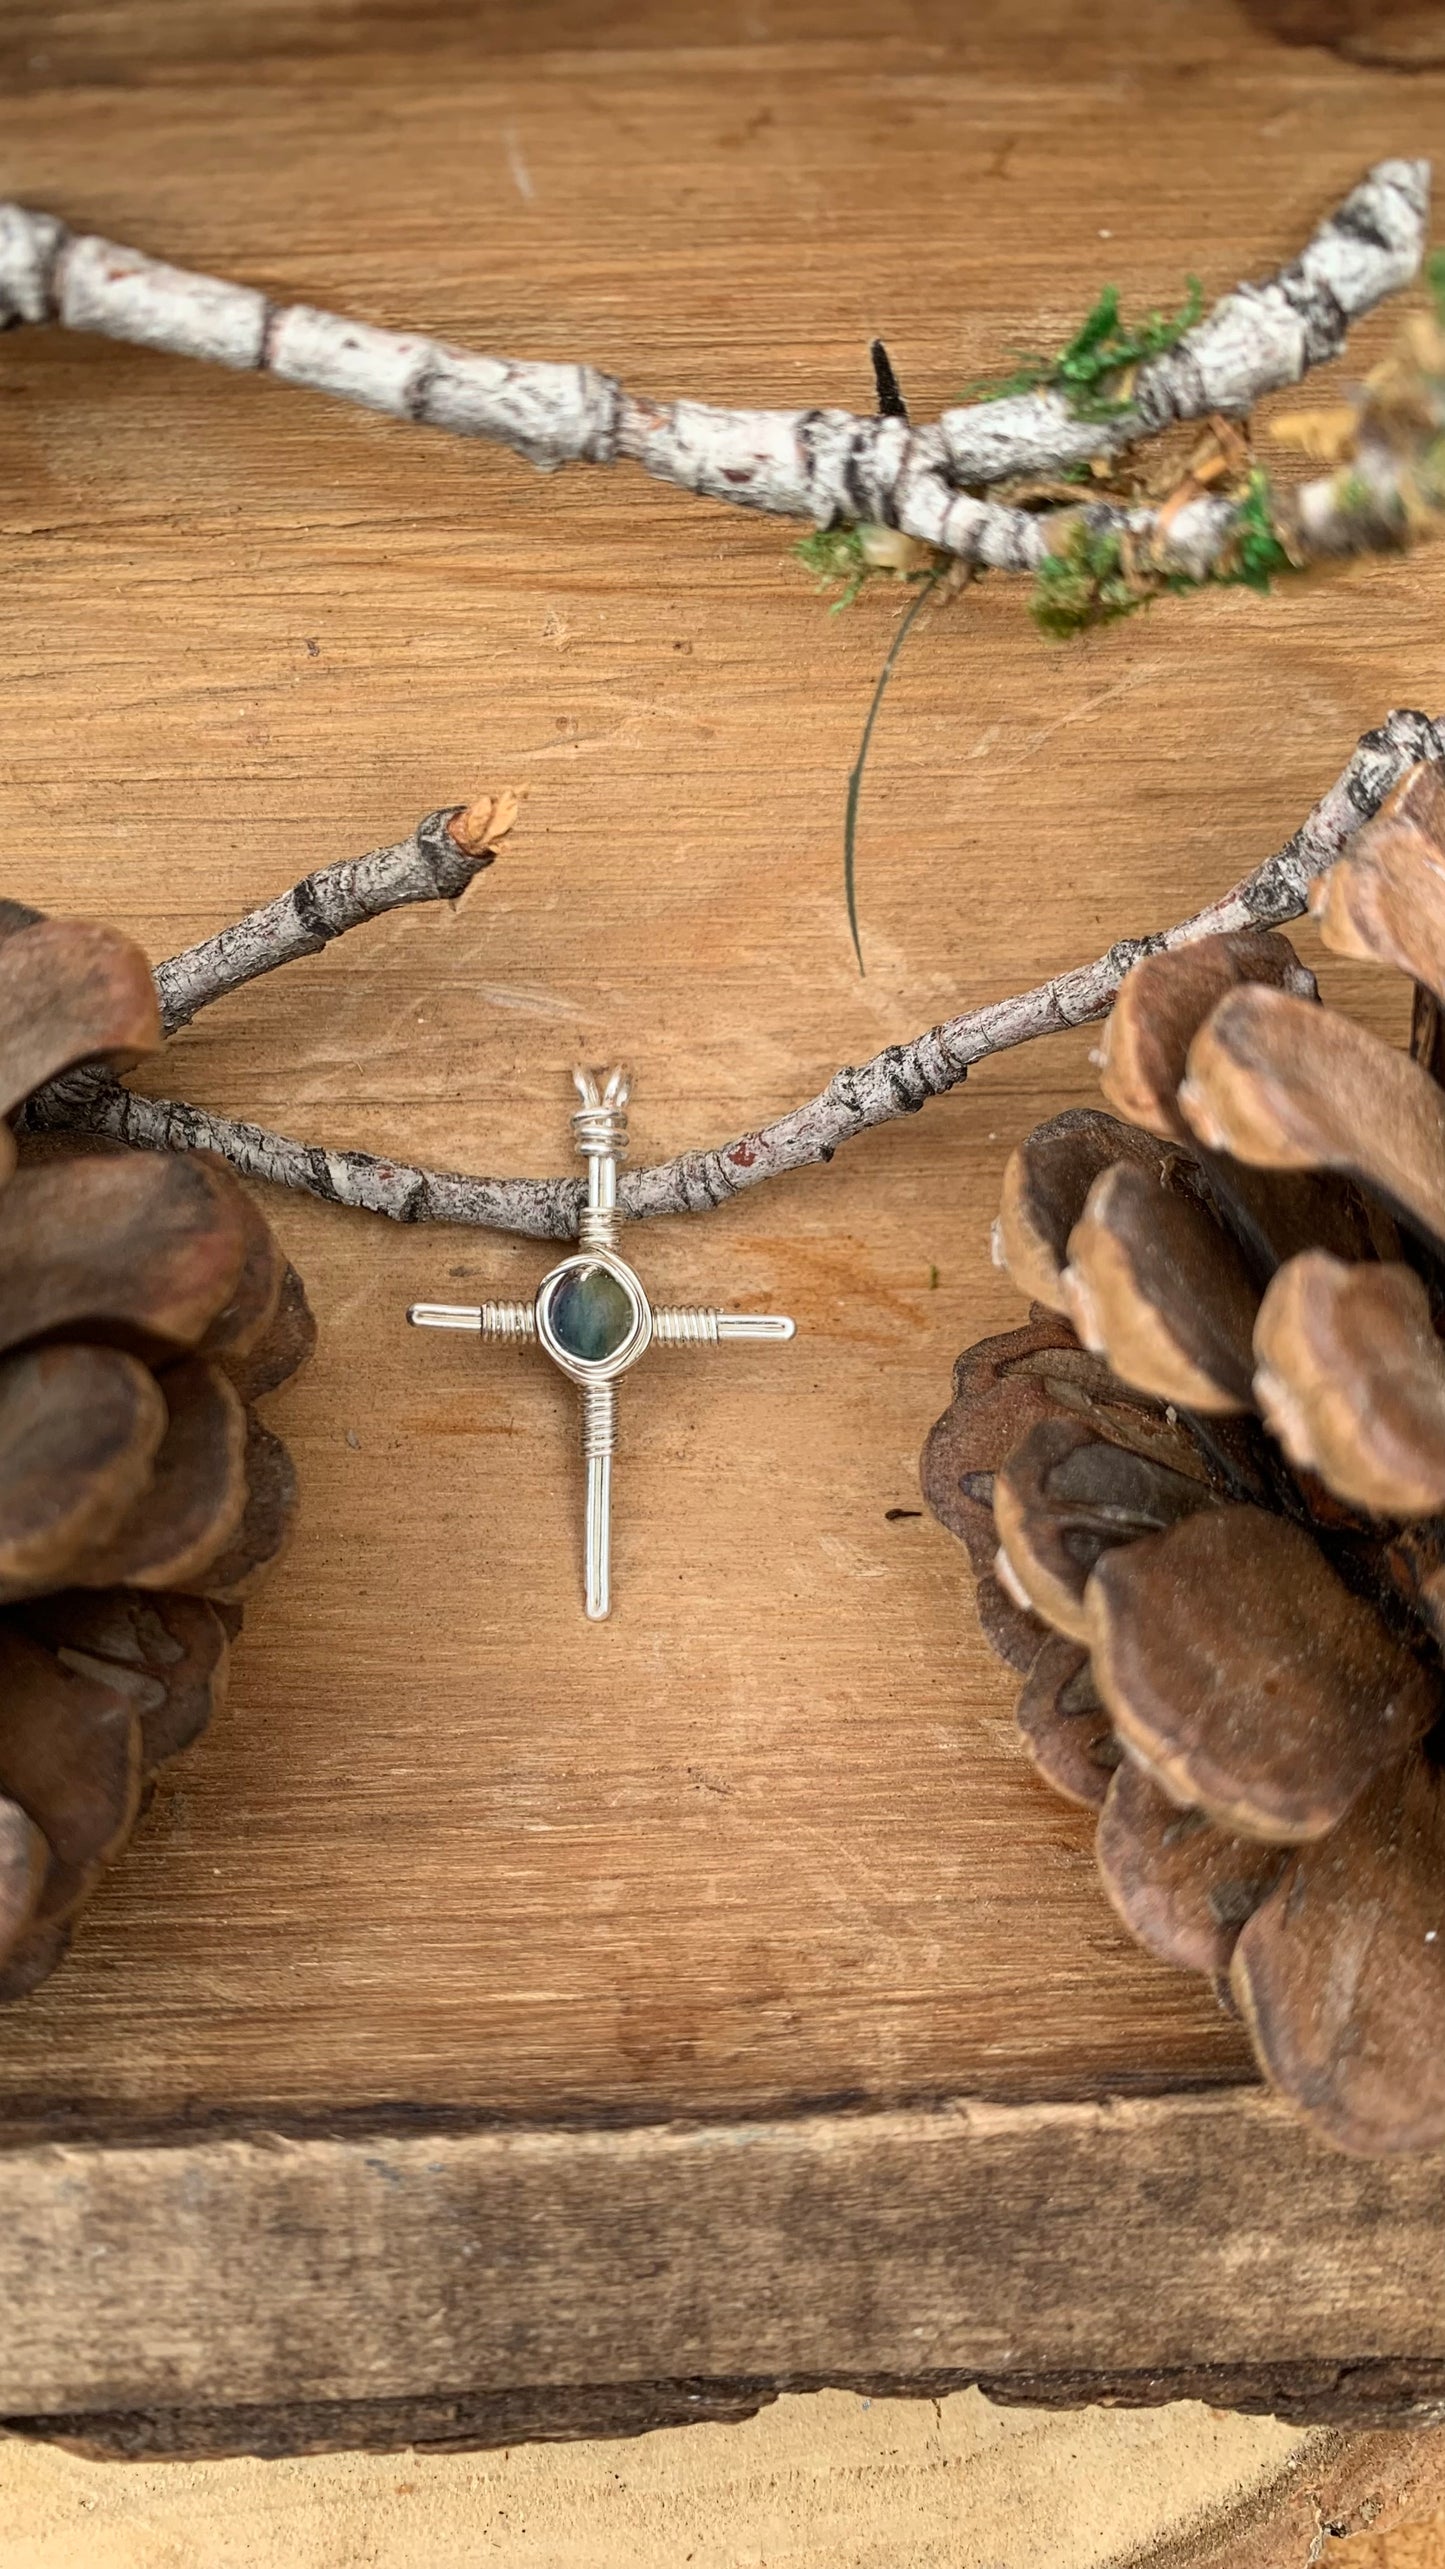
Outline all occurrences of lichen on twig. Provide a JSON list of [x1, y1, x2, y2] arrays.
[[19, 714, 1443, 1239], [0, 162, 1429, 581]]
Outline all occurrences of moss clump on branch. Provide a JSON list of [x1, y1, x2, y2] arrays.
[[1029, 520, 1148, 637], [794, 522, 941, 609], [963, 275, 1205, 418], [1223, 472, 1295, 595], [1028, 473, 1296, 637]]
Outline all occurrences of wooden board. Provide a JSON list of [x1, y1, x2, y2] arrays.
[[2, 0, 1445, 2451], [10, 2389, 1445, 2569]]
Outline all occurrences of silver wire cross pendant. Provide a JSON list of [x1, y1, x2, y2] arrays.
[[407, 1068, 796, 1621]]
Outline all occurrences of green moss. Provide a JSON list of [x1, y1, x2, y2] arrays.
[[1219, 471, 1293, 595], [1029, 519, 1145, 638], [1031, 473, 1296, 638], [964, 274, 1205, 421], [794, 524, 873, 610], [1427, 246, 1445, 328]]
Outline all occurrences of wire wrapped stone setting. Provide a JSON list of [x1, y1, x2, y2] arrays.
[[407, 1067, 795, 1619]]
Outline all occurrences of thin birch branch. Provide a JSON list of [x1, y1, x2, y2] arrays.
[[0, 163, 1427, 575], [154, 791, 517, 1035], [22, 710, 1442, 1239]]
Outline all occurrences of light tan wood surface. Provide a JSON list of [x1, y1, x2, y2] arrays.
[[7, 2388, 1445, 2569], [4, 0, 1443, 2136], [8, 9, 1445, 2528]]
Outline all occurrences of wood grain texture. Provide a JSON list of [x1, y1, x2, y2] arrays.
[[7, 2386, 1442, 2569], [3, 0, 1445, 2437], [3, 2089, 1445, 2415]]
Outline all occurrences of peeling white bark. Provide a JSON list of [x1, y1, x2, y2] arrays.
[[23, 712, 1442, 1237], [0, 160, 1428, 564]]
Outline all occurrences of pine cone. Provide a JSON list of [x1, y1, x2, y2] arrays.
[[0, 903, 313, 2001], [923, 758, 1445, 2157]]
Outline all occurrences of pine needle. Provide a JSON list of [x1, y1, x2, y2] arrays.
[[843, 573, 940, 973]]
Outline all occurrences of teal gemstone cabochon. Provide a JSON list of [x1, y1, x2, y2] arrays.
[[549, 1263, 637, 1363]]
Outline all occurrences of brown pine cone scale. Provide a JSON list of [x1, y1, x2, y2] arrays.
[[0, 906, 316, 2002], [925, 757, 1445, 2156]]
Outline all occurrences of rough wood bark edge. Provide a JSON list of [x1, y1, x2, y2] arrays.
[[12, 2370, 1445, 2460], [0, 162, 1428, 574], [4, 2085, 1445, 2427], [8, 2409, 1442, 2569], [23, 709, 1444, 1239]]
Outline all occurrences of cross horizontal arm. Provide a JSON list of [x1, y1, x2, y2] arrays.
[[408, 1301, 535, 1339], [407, 1301, 794, 1344], [653, 1309, 796, 1344]]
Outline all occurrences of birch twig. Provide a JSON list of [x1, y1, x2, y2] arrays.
[[22, 711, 1443, 1238], [0, 163, 1428, 577], [155, 791, 517, 1035]]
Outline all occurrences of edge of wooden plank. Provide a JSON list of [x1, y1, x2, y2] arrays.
[[3, 2084, 1445, 2432]]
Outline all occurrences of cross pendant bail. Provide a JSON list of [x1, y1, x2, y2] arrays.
[[407, 1069, 796, 1620]]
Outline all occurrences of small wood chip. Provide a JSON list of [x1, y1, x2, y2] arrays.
[[1085, 1505, 1438, 1841], [446, 789, 520, 860]]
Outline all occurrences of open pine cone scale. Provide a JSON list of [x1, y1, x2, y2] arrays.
[[0, 903, 314, 2001], [923, 757, 1445, 2157]]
